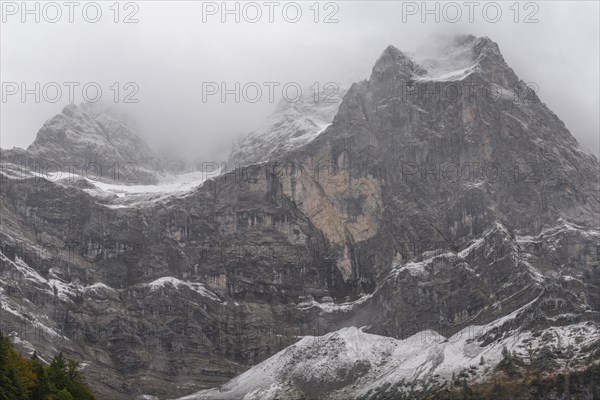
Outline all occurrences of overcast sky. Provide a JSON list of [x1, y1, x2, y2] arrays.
[[1, 1, 598, 160]]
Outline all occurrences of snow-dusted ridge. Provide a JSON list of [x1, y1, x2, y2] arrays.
[[388, 220, 599, 281], [144, 277, 222, 302], [176, 320, 600, 400], [410, 35, 498, 82], [0, 253, 69, 340], [296, 293, 373, 313], [388, 222, 513, 280], [298, 220, 598, 317], [0, 249, 221, 303]]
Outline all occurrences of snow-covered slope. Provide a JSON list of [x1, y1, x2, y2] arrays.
[[0, 161, 221, 209], [79, 167, 222, 208], [177, 319, 600, 400], [228, 85, 347, 168]]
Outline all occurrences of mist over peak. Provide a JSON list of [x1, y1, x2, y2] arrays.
[[1, 4, 599, 400]]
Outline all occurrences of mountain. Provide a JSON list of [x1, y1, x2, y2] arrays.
[[177, 222, 600, 399], [177, 34, 600, 398], [2, 102, 170, 184], [0, 34, 598, 400], [177, 319, 600, 400], [228, 84, 347, 168]]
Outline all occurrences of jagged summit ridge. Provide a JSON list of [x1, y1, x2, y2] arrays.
[[372, 44, 419, 77], [370, 34, 516, 86], [225, 35, 519, 173]]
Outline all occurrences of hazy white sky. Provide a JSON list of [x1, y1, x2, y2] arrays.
[[1, 1, 598, 160]]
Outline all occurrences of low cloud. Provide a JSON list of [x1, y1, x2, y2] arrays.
[[1, 1, 598, 158]]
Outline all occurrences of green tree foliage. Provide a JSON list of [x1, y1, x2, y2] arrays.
[[0, 333, 95, 400]]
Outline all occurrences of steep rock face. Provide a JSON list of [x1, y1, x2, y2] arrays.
[[0, 35, 598, 400], [0, 160, 350, 399], [264, 35, 598, 289]]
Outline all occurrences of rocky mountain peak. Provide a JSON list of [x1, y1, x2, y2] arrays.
[[367, 35, 517, 89], [60, 102, 79, 117], [22, 102, 164, 184], [30, 102, 139, 152], [370, 44, 419, 83], [472, 35, 501, 57]]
